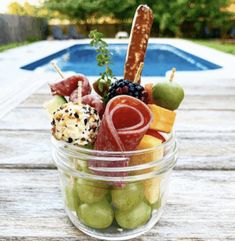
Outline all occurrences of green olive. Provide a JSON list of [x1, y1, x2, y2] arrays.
[[152, 80, 184, 111]]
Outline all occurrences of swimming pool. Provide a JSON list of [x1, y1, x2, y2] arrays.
[[21, 43, 221, 76]]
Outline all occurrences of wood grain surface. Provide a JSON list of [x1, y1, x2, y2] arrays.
[[0, 169, 234, 241], [0, 131, 235, 170]]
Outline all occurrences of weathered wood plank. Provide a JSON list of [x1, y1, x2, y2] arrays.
[[20, 93, 235, 111], [20, 93, 52, 108], [0, 169, 234, 240], [1, 108, 235, 132], [0, 131, 53, 169], [0, 131, 234, 170], [0, 108, 51, 130], [179, 95, 235, 110], [176, 109, 235, 132]]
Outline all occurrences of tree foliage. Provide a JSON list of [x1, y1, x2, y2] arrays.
[[44, 0, 104, 23], [7, 1, 56, 19], [8, 2, 31, 16], [10, 0, 234, 37], [44, 0, 233, 37]]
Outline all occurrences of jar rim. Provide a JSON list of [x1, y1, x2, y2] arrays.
[[53, 142, 178, 182], [52, 133, 178, 182], [51, 131, 175, 156]]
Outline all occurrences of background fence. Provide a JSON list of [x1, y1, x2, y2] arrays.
[[0, 14, 48, 45]]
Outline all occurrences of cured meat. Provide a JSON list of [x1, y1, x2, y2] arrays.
[[70, 94, 105, 118], [49, 74, 91, 97], [146, 129, 166, 143], [82, 95, 105, 118], [89, 95, 152, 179], [124, 5, 153, 83], [95, 95, 152, 151]]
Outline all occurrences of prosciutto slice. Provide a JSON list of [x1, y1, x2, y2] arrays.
[[95, 95, 152, 151], [49, 74, 91, 97]]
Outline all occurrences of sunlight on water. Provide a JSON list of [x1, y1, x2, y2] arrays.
[[22, 44, 221, 76]]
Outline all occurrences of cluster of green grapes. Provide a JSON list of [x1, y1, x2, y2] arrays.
[[65, 178, 156, 230]]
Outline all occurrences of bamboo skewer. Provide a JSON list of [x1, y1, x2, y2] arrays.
[[169, 68, 176, 82], [50, 61, 65, 79], [77, 81, 82, 105], [133, 62, 144, 83]]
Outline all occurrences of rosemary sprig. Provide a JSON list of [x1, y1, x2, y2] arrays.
[[89, 30, 113, 97]]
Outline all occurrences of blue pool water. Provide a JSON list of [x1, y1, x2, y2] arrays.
[[21, 43, 221, 76]]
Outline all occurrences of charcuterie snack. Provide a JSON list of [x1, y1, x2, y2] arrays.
[[44, 4, 184, 235], [95, 95, 152, 152]]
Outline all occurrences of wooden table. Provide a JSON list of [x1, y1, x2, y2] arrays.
[[0, 77, 235, 240]]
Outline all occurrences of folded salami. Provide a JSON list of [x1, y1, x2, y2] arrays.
[[49, 74, 91, 97], [95, 95, 152, 151]]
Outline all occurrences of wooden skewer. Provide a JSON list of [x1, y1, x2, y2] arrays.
[[133, 62, 144, 83], [77, 81, 82, 105], [50, 61, 65, 79], [169, 68, 176, 82]]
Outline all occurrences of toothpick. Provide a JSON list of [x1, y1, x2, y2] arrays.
[[169, 68, 176, 82], [77, 81, 82, 105], [50, 61, 65, 79], [133, 62, 144, 83]]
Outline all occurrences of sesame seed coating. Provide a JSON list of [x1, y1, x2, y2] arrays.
[[51, 102, 100, 146]]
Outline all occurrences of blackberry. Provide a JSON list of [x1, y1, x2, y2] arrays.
[[106, 79, 148, 103]]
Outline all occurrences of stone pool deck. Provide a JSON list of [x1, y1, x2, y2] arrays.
[[0, 39, 235, 240]]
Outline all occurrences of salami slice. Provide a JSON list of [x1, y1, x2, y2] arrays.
[[146, 129, 166, 142], [70, 94, 105, 118], [95, 95, 152, 151], [49, 74, 91, 97], [89, 95, 152, 179]]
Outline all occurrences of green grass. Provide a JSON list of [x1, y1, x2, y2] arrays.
[[193, 40, 235, 55], [0, 41, 32, 53]]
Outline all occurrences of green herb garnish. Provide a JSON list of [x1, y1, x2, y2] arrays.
[[89, 30, 113, 97]]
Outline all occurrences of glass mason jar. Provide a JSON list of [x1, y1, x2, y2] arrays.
[[52, 133, 178, 240]]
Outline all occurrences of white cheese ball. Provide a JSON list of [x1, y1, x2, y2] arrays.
[[52, 102, 100, 146]]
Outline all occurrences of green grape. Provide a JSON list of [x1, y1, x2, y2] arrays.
[[106, 190, 112, 203], [76, 160, 89, 173], [69, 157, 89, 173], [77, 199, 114, 229], [111, 182, 144, 211], [152, 196, 162, 210], [65, 182, 79, 211], [115, 201, 152, 229], [77, 179, 108, 204]]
